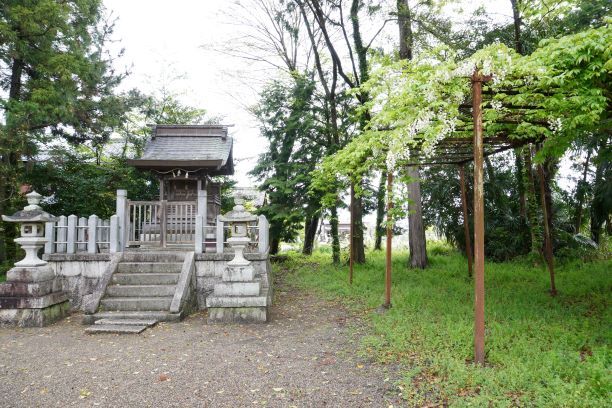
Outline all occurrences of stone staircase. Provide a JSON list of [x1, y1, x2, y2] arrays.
[[85, 251, 187, 334]]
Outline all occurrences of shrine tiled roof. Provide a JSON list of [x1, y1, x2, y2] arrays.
[[127, 125, 234, 175]]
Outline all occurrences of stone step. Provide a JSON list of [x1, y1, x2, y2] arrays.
[[94, 318, 158, 327], [100, 297, 173, 311], [82, 311, 182, 325], [112, 273, 179, 285], [117, 262, 183, 274], [121, 252, 186, 263], [85, 324, 148, 334], [105, 285, 176, 297]]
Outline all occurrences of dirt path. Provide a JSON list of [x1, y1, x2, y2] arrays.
[[0, 272, 402, 407]]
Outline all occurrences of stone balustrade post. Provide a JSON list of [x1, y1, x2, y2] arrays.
[[56, 215, 67, 253], [87, 215, 98, 254], [195, 215, 203, 254], [216, 217, 224, 254], [78, 217, 87, 251], [116, 189, 127, 251], [44, 221, 55, 254], [109, 215, 119, 253], [258, 215, 269, 254], [66, 215, 77, 254]]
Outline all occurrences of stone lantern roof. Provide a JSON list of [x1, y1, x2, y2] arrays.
[[1, 191, 56, 223], [218, 200, 257, 223]]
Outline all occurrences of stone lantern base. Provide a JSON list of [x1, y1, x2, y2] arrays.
[[0, 266, 69, 327], [206, 264, 272, 323]]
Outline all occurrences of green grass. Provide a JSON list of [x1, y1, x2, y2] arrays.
[[281, 244, 611, 407]]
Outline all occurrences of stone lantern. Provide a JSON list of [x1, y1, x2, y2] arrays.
[[206, 200, 268, 323], [218, 199, 258, 268], [2, 191, 54, 268], [0, 191, 69, 327]]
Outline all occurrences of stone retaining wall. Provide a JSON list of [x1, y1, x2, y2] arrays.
[[43, 253, 111, 310], [41, 252, 271, 313]]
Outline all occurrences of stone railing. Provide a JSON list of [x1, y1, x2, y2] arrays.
[[44, 214, 119, 254]]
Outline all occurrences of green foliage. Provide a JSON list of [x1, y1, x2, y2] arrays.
[[250, 74, 323, 248], [0, 0, 126, 149], [313, 24, 611, 195], [283, 247, 612, 407], [24, 147, 157, 218]]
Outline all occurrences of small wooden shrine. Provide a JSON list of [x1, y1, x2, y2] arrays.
[[126, 124, 234, 246]]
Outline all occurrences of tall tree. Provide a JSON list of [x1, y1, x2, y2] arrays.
[[296, 0, 343, 261], [249, 75, 320, 254], [299, 0, 388, 264], [0, 0, 125, 261], [397, 0, 428, 268]]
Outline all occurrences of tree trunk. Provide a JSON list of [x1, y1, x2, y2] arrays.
[[541, 157, 557, 253], [510, 0, 524, 55], [407, 166, 427, 268], [573, 149, 591, 233], [590, 146, 608, 243], [374, 170, 387, 250], [302, 215, 319, 255], [516, 150, 527, 221], [397, 1, 426, 268], [0, 58, 25, 262], [509, 1, 529, 229], [397, 0, 413, 60], [352, 185, 366, 264], [524, 146, 540, 253], [330, 204, 340, 263], [270, 237, 280, 255]]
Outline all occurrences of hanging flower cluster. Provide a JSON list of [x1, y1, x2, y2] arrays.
[[311, 24, 610, 203]]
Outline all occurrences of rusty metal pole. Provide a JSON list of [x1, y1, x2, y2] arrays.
[[537, 162, 557, 296], [472, 70, 486, 366], [384, 172, 393, 308], [459, 164, 474, 277], [349, 183, 354, 285]]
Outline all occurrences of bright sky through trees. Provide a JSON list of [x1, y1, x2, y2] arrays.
[[103, 0, 512, 185]]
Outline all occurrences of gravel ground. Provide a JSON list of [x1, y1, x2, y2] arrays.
[[0, 273, 403, 407]]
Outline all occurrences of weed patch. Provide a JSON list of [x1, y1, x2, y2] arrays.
[[281, 245, 611, 407]]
